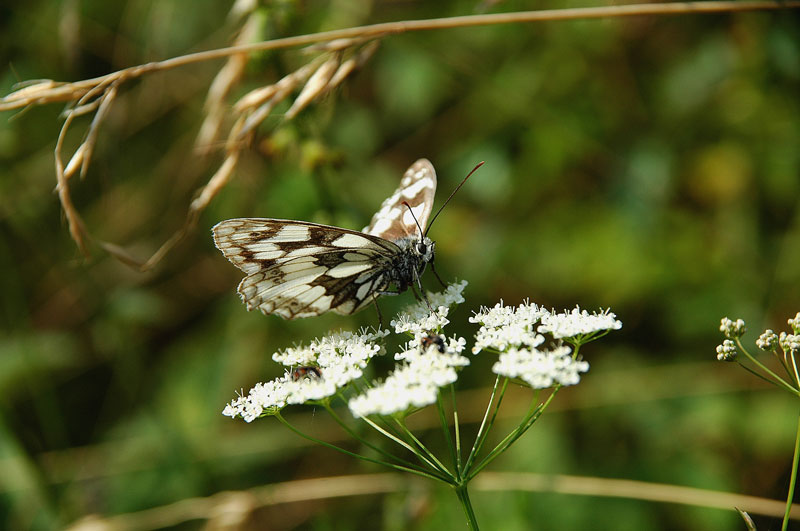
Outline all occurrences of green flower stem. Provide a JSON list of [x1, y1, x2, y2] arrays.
[[323, 403, 425, 472], [467, 387, 555, 480], [782, 409, 800, 531], [789, 352, 800, 389], [274, 413, 447, 483], [454, 484, 480, 530], [394, 418, 452, 478], [462, 376, 506, 476], [361, 416, 451, 480], [452, 385, 463, 475], [736, 339, 799, 395], [437, 389, 460, 478], [736, 360, 800, 396]]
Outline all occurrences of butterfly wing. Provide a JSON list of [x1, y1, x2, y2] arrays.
[[363, 158, 437, 241], [213, 218, 401, 319]]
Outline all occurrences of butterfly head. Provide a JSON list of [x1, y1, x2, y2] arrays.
[[414, 237, 435, 263]]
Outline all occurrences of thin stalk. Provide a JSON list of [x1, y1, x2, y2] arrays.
[[2, 1, 797, 107], [736, 360, 800, 396], [437, 390, 460, 478], [789, 352, 800, 389], [394, 419, 452, 477], [736, 340, 799, 394], [454, 484, 480, 530], [274, 413, 446, 483], [361, 416, 450, 480], [781, 410, 800, 531], [467, 387, 559, 480], [451, 385, 463, 475], [463, 377, 508, 476], [323, 404, 424, 472]]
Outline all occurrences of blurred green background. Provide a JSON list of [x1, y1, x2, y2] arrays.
[[1, 0, 799, 529]]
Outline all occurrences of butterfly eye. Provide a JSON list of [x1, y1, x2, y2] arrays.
[[417, 243, 427, 255]]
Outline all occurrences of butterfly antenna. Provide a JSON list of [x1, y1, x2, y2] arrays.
[[425, 161, 485, 237], [401, 201, 425, 239]]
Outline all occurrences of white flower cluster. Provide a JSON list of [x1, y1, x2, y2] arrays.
[[349, 335, 469, 418], [470, 302, 617, 389], [223, 328, 388, 422], [492, 345, 588, 388], [539, 307, 622, 340], [223, 283, 623, 422], [716, 339, 738, 361], [470, 302, 620, 353], [222, 380, 290, 423], [470, 301, 547, 354], [789, 312, 800, 334], [756, 329, 778, 351], [391, 280, 468, 335], [780, 332, 800, 355], [719, 317, 747, 339]]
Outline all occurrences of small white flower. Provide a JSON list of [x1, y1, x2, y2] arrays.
[[716, 339, 738, 361], [719, 317, 747, 339], [539, 307, 622, 340], [349, 349, 470, 417], [470, 301, 548, 354], [222, 379, 291, 422], [788, 312, 800, 334], [273, 329, 388, 385], [395, 334, 467, 362], [491, 345, 588, 388], [225, 328, 392, 421], [780, 332, 800, 355], [391, 281, 468, 335], [756, 329, 778, 351]]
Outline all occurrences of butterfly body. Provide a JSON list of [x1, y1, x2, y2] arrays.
[[212, 159, 438, 319]]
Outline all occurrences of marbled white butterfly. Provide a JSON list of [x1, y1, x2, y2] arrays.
[[213, 159, 450, 320]]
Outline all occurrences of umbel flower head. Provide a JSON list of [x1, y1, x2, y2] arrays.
[[715, 311, 800, 396], [469, 302, 619, 389], [223, 282, 622, 422], [224, 328, 388, 422]]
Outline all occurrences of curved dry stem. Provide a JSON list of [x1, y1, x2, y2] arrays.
[[63, 471, 800, 530], [3, 0, 797, 114], [3, 1, 797, 267]]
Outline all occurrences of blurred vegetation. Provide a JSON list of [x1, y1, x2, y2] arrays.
[[1, 0, 799, 529]]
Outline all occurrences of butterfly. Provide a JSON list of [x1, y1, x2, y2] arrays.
[[212, 159, 446, 320]]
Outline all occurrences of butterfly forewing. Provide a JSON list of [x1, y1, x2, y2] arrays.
[[363, 158, 437, 241], [213, 159, 438, 320]]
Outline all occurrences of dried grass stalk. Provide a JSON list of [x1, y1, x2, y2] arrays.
[[2, 1, 795, 267]]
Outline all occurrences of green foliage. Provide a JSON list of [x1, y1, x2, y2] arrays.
[[1, 0, 799, 529]]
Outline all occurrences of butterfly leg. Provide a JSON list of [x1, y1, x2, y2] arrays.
[[372, 295, 385, 330], [411, 278, 434, 314]]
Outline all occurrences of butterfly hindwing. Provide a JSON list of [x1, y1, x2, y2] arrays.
[[363, 158, 437, 241], [213, 219, 402, 319]]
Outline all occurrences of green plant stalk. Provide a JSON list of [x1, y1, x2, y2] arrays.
[[454, 484, 480, 530], [736, 339, 799, 395], [274, 413, 448, 483], [467, 388, 553, 480], [323, 403, 425, 473], [437, 390, 460, 478], [789, 351, 800, 389], [782, 410, 800, 531], [394, 418, 452, 476], [361, 416, 451, 479], [452, 384, 463, 475], [463, 376, 507, 475]]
